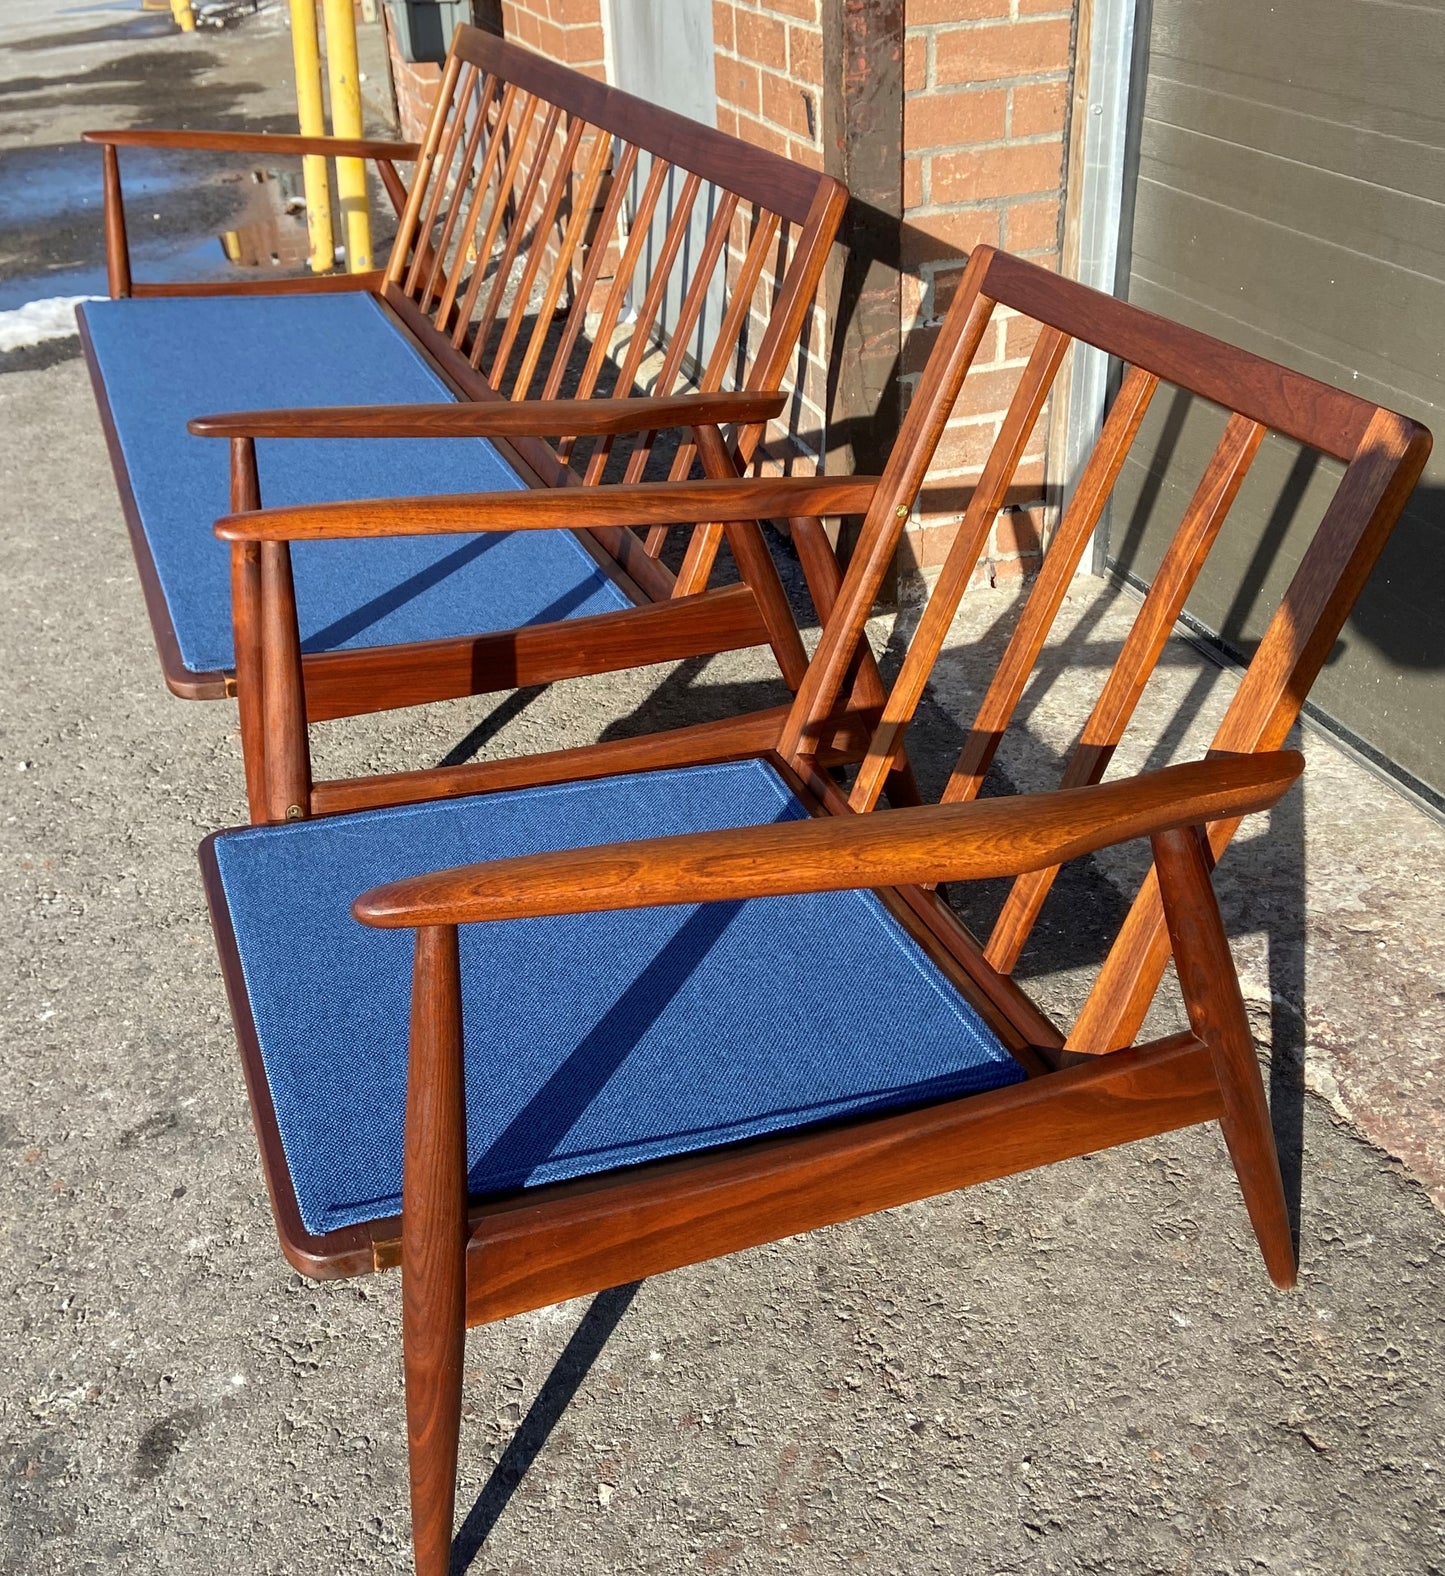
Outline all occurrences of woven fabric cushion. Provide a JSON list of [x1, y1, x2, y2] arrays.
[[210, 760, 1025, 1237], [82, 294, 631, 674]]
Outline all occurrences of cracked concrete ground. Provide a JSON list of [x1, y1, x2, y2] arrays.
[[2, 5, 1443, 1575]]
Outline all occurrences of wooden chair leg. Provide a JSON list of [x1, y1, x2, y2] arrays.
[[403, 926, 469, 1575], [1152, 825, 1297, 1289]]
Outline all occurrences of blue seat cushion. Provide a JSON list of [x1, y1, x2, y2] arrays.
[[210, 759, 1026, 1237], [82, 293, 632, 675]]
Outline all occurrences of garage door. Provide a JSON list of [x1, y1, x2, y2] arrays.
[[1109, 0, 1445, 802]]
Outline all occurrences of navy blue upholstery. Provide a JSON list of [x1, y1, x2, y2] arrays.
[[82, 294, 632, 674], [210, 760, 1025, 1236]]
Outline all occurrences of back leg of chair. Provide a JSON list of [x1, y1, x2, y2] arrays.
[[1151, 826, 1297, 1289]]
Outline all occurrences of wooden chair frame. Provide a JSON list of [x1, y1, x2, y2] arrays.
[[81, 28, 856, 790], [202, 246, 1430, 1573]]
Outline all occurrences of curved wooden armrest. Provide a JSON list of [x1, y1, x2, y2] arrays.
[[354, 751, 1304, 929], [82, 128, 421, 160], [188, 392, 787, 442], [214, 474, 882, 541]]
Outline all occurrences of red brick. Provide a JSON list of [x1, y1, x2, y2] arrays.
[[712, 1, 734, 52], [761, 69, 815, 140], [956, 365, 1032, 420], [908, 0, 1008, 20], [904, 88, 1007, 151], [757, 0, 818, 19], [900, 206, 1001, 266], [931, 417, 999, 473], [904, 153, 925, 208], [715, 57, 761, 116], [930, 140, 1062, 204], [536, 17, 564, 57], [1017, 0, 1073, 12], [1005, 196, 1061, 253], [788, 25, 822, 85], [1002, 311, 1043, 361], [1011, 78, 1069, 138], [735, 9, 788, 67], [935, 19, 1073, 84], [566, 23, 604, 66], [905, 34, 928, 91], [993, 505, 1043, 558], [735, 112, 790, 158]]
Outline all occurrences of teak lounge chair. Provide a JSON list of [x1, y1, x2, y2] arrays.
[[78, 29, 849, 821], [198, 247, 1429, 1572]]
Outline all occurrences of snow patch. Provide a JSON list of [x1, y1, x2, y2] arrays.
[[0, 296, 100, 354]]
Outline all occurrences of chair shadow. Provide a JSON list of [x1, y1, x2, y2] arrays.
[[450, 1280, 642, 1573]]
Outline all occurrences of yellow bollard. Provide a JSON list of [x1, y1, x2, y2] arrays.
[[288, 0, 337, 273], [321, 0, 373, 273], [170, 0, 197, 31]]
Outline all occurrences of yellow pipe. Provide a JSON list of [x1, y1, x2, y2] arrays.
[[170, 0, 196, 31], [288, 0, 336, 273], [321, 0, 373, 272]]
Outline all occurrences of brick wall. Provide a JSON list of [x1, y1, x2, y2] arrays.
[[900, 0, 1073, 587], [499, 0, 605, 79]]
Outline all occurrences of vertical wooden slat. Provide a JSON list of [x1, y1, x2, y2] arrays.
[[538, 140, 641, 401], [418, 70, 496, 316], [404, 63, 480, 298], [1068, 406, 1430, 1056], [985, 410, 1266, 972], [467, 100, 565, 367], [385, 51, 465, 289], [846, 324, 1072, 812], [940, 364, 1161, 810], [485, 116, 593, 391], [636, 200, 776, 558], [513, 131, 627, 401], [553, 155, 672, 463], [449, 91, 542, 350], [775, 249, 1000, 767], [434, 80, 519, 331], [577, 170, 704, 482]]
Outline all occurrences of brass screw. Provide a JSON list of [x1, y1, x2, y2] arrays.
[[285, 804, 304, 821], [895, 504, 909, 518]]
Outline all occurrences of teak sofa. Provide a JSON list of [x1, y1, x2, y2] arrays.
[[78, 27, 851, 821], [198, 245, 1430, 1572]]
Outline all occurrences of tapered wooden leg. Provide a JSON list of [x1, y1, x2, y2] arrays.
[[1152, 826, 1297, 1288], [402, 925, 469, 1576]]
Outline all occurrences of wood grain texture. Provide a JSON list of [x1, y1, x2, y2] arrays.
[[310, 707, 794, 816], [297, 583, 773, 721], [102, 144, 130, 299], [187, 392, 787, 441], [452, 1034, 1221, 1325], [354, 752, 1303, 927], [401, 926, 467, 1576], [82, 128, 421, 159], [213, 476, 882, 542], [1152, 826, 1296, 1287], [259, 543, 310, 822]]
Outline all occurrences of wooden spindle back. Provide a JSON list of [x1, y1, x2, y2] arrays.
[[781, 246, 1429, 1051], [380, 28, 844, 557]]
